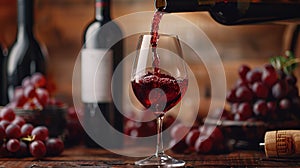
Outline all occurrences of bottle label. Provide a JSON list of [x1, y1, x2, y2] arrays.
[[81, 48, 113, 103]]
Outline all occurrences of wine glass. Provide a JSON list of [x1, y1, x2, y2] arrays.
[[131, 33, 188, 167]]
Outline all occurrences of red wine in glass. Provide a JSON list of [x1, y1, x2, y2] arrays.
[[131, 69, 188, 116]]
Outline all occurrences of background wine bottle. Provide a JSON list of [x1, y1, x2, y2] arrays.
[[0, 39, 8, 106], [159, 0, 300, 25], [7, 0, 47, 101], [81, 0, 124, 148]]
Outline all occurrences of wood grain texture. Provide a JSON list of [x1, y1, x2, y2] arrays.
[[0, 145, 299, 167]]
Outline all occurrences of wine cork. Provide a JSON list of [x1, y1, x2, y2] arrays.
[[264, 130, 300, 158], [293, 133, 300, 155]]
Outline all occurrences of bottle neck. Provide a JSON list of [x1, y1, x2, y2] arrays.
[[95, 0, 111, 22], [17, 0, 34, 37], [163, 0, 210, 13]]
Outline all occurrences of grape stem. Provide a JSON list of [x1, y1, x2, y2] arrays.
[[22, 135, 35, 142], [285, 58, 300, 67]]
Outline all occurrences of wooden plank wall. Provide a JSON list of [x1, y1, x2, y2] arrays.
[[0, 0, 298, 110]]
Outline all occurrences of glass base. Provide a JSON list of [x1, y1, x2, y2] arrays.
[[135, 153, 185, 167]]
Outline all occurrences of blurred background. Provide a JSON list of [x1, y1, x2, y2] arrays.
[[0, 0, 299, 115]]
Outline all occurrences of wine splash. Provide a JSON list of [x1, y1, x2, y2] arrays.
[[131, 70, 188, 113]]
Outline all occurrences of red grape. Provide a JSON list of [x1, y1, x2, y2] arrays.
[[185, 129, 200, 146], [21, 123, 34, 137], [45, 138, 64, 156], [0, 120, 10, 129], [6, 139, 20, 153], [231, 103, 239, 114], [64, 120, 83, 147], [30, 140, 46, 158], [124, 119, 136, 136], [238, 64, 251, 80], [13, 87, 27, 107], [163, 115, 175, 130], [195, 136, 213, 154], [235, 86, 253, 102], [237, 102, 253, 120], [67, 106, 78, 120], [253, 100, 268, 117], [261, 64, 278, 87], [146, 121, 156, 135], [125, 120, 157, 137], [209, 127, 224, 144], [246, 69, 262, 84], [279, 98, 292, 110], [35, 88, 49, 107], [251, 82, 269, 99], [170, 123, 189, 141], [15, 141, 29, 157], [135, 122, 156, 137], [31, 126, 49, 141], [6, 124, 21, 139], [24, 85, 37, 99], [226, 88, 238, 103], [31, 73, 47, 88], [0, 107, 16, 122], [263, 64, 275, 71], [285, 73, 297, 85], [235, 78, 248, 88], [22, 76, 32, 87], [267, 101, 277, 114], [272, 80, 288, 99], [12, 116, 26, 127]]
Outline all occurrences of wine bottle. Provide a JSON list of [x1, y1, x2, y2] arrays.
[[7, 0, 47, 101], [81, 0, 124, 148], [158, 0, 300, 25]]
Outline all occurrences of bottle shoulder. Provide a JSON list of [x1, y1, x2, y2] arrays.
[[7, 37, 45, 70], [84, 19, 122, 35], [9, 36, 43, 55], [83, 19, 123, 48]]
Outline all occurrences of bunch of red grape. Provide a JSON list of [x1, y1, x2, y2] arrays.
[[124, 112, 175, 137], [8, 73, 63, 110], [169, 54, 300, 153], [124, 112, 227, 154], [225, 63, 300, 122], [0, 107, 64, 158], [64, 107, 84, 147], [169, 123, 227, 154]]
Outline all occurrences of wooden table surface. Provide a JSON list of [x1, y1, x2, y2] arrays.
[[0, 145, 299, 168]]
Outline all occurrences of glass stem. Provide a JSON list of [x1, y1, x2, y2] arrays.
[[155, 115, 164, 156]]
